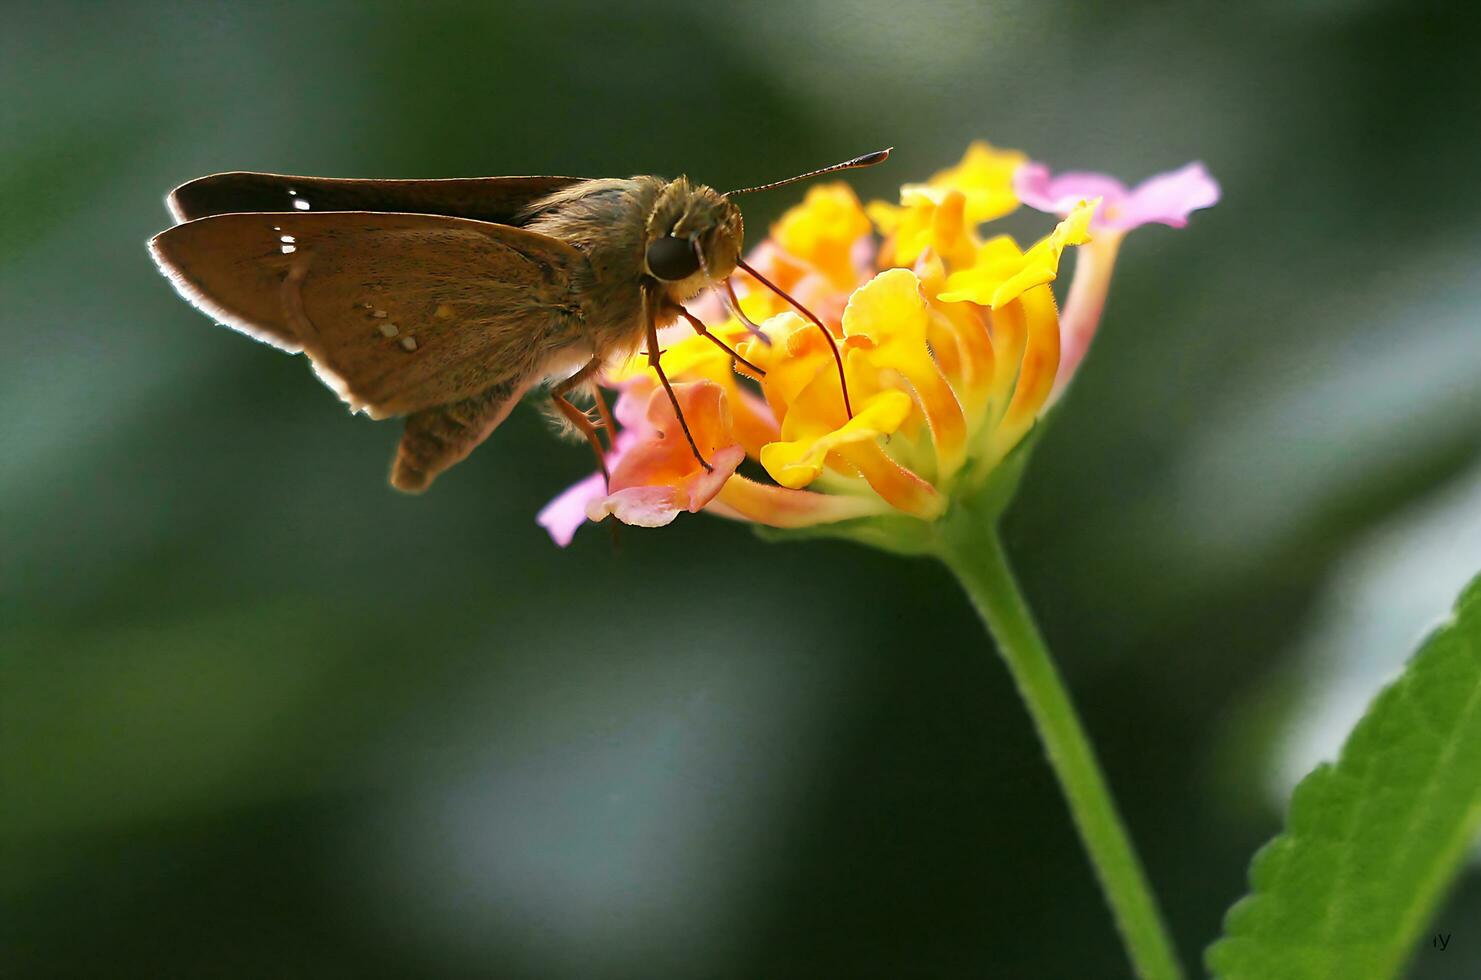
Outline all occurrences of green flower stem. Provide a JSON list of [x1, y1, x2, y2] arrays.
[[936, 526, 1184, 980]]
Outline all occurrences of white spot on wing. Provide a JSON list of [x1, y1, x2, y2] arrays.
[[378, 322, 399, 338], [400, 336, 418, 352], [293, 198, 310, 210]]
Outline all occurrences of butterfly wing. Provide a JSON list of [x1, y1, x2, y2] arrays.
[[166, 172, 586, 224], [149, 210, 593, 418]]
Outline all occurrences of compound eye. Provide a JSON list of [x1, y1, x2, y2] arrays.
[[646, 235, 701, 281]]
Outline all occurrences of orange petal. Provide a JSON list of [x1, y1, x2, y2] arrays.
[[930, 302, 995, 420], [643, 321, 781, 458], [836, 441, 943, 519], [927, 312, 962, 378], [990, 285, 1061, 459], [928, 189, 977, 268], [589, 383, 746, 527], [588, 446, 745, 528]]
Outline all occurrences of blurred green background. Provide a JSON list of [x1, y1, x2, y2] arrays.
[[5, 1, 1480, 977]]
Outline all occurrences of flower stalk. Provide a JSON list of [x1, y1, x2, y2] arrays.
[[935, 521, 1185, 980]]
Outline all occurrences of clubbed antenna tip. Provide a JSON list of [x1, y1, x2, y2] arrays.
[[726, 147, 892, 197]]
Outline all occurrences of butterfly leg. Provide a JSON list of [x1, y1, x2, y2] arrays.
[[670, 303, 766, 378], [551, 358, 610, 483], [590, 384, 617, 452], [646, 291, 712, 472]]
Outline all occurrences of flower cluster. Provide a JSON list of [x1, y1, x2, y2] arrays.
[[538, 142, 1219, 547]]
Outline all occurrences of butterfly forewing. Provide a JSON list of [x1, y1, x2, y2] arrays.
[[167, 172, 587, 224], [150, 211, 591, 418]]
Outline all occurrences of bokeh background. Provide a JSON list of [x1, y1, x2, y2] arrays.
[[5, 1, 1480, 977]]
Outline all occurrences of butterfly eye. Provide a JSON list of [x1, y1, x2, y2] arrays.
[[645, 235, 701, 281]]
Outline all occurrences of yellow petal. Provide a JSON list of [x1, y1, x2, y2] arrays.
[[738, 312, 840, 423], [760, 388, 914, 489], [866, 195, 935, 265], [936, 199, 1098, 308], [842, 269, 931, 346], [865, 199, 905, 234], [773, 183, 872, 291], [903, 140, 1026, 226], [842, 269, 967, 476]]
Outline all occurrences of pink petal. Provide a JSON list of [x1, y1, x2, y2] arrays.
[[543, 380, 747, 542], [1015, 163, 1128, 216], [586, 486, 685, 528], [1114, 161, 1221, 230], [537, 471, 610, 546], [535, 426, 642, 546], [1015, 160, 1220, 232], [584, 445, 746, 528]]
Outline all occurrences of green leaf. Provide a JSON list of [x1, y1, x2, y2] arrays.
[[1207, 573, 1481, 979]]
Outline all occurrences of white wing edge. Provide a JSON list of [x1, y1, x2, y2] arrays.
[[147, 233, 388, 419]]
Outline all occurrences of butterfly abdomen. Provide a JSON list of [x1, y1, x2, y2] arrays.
[[391, 376, 528, 493]]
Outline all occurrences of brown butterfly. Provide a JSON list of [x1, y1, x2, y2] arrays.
[[149, 150, 888, 493]]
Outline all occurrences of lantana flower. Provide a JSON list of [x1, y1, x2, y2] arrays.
[[540, 142, 1217, 552], [534, 140, 1220, 980]]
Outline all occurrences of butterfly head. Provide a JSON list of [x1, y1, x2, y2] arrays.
[[644, 177, 744, 299]]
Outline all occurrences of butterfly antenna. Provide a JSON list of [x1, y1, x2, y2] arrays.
[[726, 148, 891, 197]]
